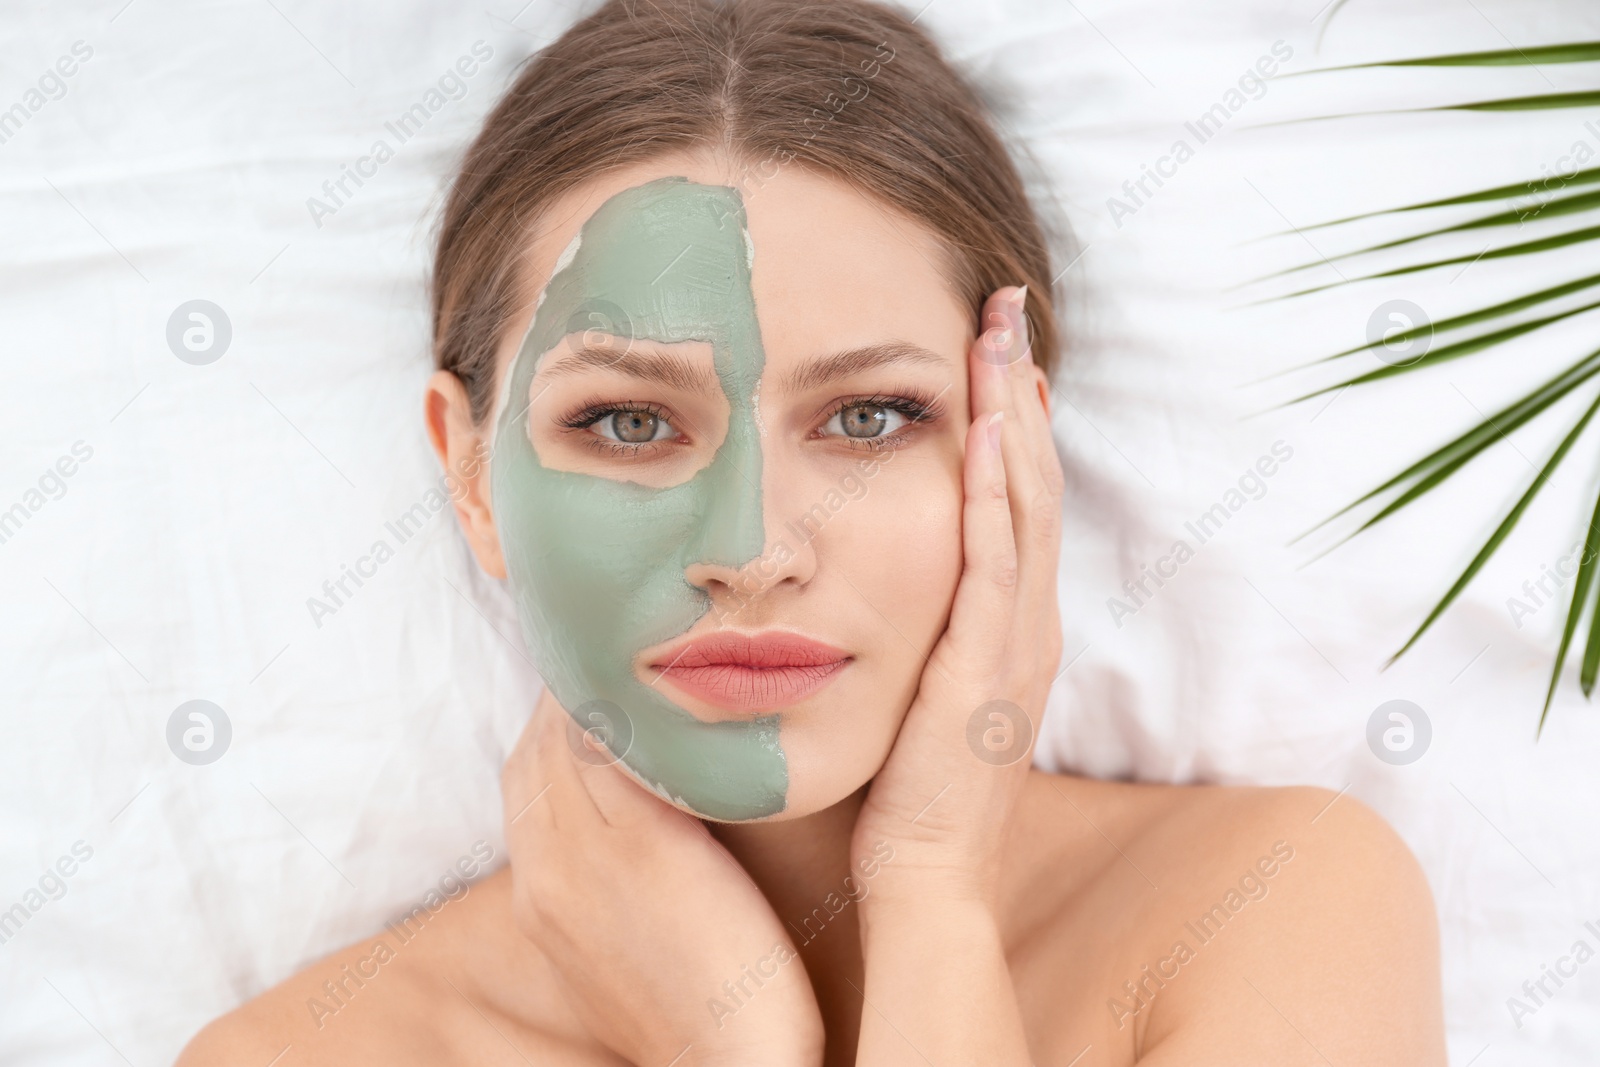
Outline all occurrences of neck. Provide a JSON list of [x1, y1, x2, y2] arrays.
[[708, 786, 868, 1064]]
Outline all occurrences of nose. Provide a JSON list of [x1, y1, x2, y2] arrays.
[[685, 528, 816, 601], [683, 454, 818, 608]]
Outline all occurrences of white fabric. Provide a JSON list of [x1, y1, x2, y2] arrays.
[[2, 1, 1596, 1063]]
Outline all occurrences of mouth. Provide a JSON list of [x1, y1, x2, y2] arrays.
[[646, 631, 852, 713]]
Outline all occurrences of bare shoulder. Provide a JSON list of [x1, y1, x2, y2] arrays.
[[175, 927, 453, 1067], [176, 869, 598, 1067], [1136, 781, 1444, 1064], [1009, 773, 1445, 1066]]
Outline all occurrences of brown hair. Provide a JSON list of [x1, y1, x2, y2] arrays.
[[431, 0, 1061, 424]]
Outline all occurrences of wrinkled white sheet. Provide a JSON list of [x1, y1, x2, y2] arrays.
[[2, 0, 1597, 1063]]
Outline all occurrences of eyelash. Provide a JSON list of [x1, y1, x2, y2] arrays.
[[557, 390, 944, 456], [558, 400, 679, 457], [815, 392, 942, 451]]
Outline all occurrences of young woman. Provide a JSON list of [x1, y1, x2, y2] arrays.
[[180, 0, 1446, 1063]]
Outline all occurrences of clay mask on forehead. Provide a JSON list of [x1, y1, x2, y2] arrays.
[[491, 177, 786, 821]]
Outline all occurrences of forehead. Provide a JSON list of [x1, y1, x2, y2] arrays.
[[515, 154, 972, 373], [534, 178, 755, 351]]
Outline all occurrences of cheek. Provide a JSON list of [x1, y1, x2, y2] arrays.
[[496, 461, 710, 670], [837, 460, 964, 657], [775, 455, 963, 815]]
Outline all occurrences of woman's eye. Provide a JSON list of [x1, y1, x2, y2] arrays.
[[590, 410, 674, 444], [824, 402, 908, 440]]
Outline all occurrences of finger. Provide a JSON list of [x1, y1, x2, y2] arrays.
[[998, 289, 1064, 618], [974, 289, 1047, 524], [970, 290, 1017, 424], [554, 696, 695, 833], [1003, 287, 1063, 501], [940, 409, 1017, 675], [990, 288, 1048, 533], [974, 288, 1059, 632], [575, 745, 679, 832]]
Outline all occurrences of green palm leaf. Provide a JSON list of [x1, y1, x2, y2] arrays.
[[1291, 347, 1600, 543], [1259, 92, 1600, 127], [1298, 42, 1600, 73], [1271, 35, 1600, 725], [1263, 188, 1600, 281], [1581, 552, 1600, 696], [1448, 91, 1600, 112], [1385, 389, 1600, 665], [1283, 300, 1600, 403], [1286, 165, 1600, 234], [1543, 485, 1600, 731], [1266, 222, 1600, 301], [1265, 273, 1600, 378]]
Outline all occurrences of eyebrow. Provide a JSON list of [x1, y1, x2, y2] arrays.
[[538, 343, 716, 393], [781, 341, 949, 393], [536, 338, 949, 394]]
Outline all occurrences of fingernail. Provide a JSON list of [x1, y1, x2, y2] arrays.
[[1009, 286, 1032, 363], [987, 411, 1004, 452]]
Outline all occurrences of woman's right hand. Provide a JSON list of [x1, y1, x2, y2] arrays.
[[501, 690, 823, 1067]]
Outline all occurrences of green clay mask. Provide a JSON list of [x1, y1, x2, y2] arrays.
[[491, 177, 786, 821]]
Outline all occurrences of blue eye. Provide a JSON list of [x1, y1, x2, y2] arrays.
[[591, 409, 675, 444], [823, 401, 909, 439]]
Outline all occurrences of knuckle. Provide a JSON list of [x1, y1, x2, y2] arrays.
[[1030, 521, 1060, 558], [1038, 452, 1066, 498], [1028, 490, 1062, 544], [1031, 476, 1062, 512]]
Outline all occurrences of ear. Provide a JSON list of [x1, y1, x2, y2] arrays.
[[425, 370, 506, 579]]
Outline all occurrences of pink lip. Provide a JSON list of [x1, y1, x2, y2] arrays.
[[647, 632, 852, 713]]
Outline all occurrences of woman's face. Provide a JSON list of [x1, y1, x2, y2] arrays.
[[456, 154, 973, 820]]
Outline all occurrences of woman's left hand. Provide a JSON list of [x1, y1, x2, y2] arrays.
[[852, 283, 1064, 913], [848, 286, 1062, 1064], [502, 692, 825, 1067]]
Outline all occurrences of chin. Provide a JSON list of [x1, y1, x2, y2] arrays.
[[761, 718, 900, 820]]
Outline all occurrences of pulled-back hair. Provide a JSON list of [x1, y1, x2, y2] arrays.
[[432, 0, 1061, 423]]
